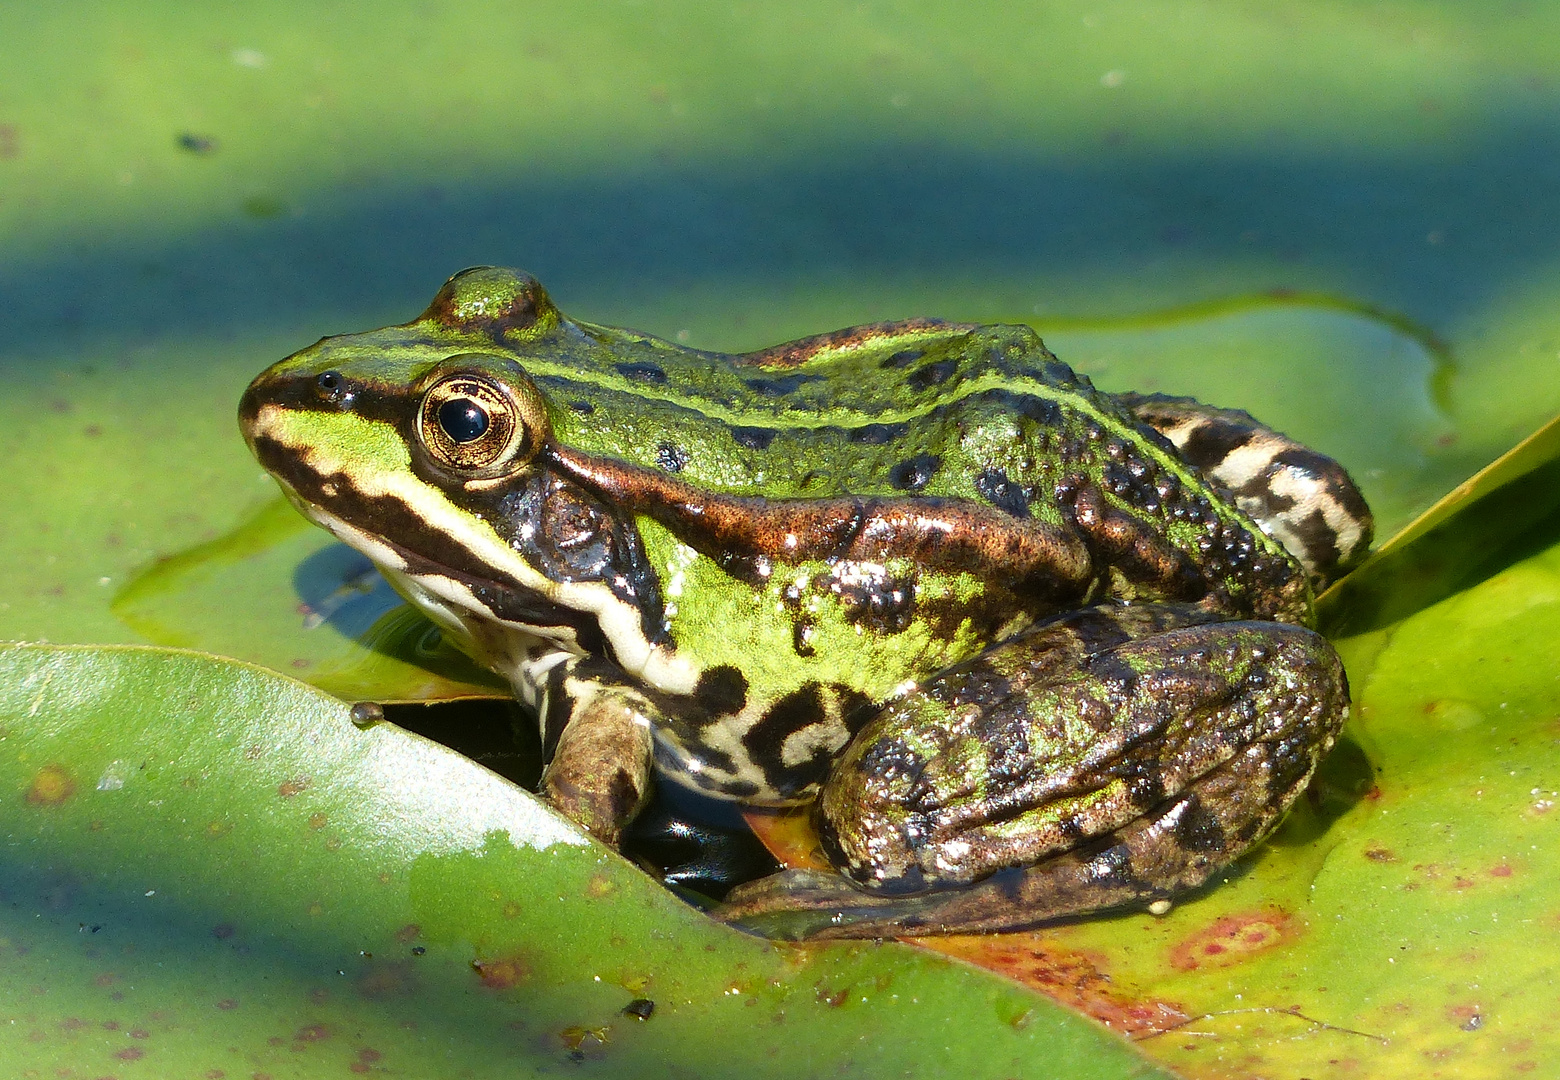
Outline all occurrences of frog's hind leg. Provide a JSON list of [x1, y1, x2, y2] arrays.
[[1120, 392, 1373, 589], [719, 742, 1307, 939], [716, 605, 1348, 939]]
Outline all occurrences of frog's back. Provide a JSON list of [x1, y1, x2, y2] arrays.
[[543, 315, 1155, 506], [535, 314, 1309, 622]]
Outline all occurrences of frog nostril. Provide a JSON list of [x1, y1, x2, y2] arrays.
[[438, 397, 490, 443], [314, 370, 353, 406]]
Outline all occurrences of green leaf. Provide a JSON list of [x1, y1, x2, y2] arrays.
[[1318, 411, 1560, 637], [0, 643, 1168, 1078]]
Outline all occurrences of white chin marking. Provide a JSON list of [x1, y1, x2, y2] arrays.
[[307, 505, 409, 572]]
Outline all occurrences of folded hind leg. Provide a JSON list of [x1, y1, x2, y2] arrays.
[[717, 605, 1348, 939], [1120, 392, 1373, 588]]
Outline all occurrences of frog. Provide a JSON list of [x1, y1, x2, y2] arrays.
[[239, 266, 1373, 939]]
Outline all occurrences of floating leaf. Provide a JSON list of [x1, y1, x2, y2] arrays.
[[1318, 411, 1560, 637], [0, 643, 1168, 1078]]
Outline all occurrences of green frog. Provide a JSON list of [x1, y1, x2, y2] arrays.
[[240, 267, 1372, 939]]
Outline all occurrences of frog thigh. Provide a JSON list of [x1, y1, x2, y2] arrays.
[[1119, 392, 1374, 588], [717, 605, 1348, 938]]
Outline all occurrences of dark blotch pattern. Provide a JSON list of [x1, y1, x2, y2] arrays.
[[879, 348, 925, 370], [694, 665, 749, 717], [743, 373, 821, 397], [888, 454, 941, 492], [907, 360, 957, 390], [730, 425, 778, 450], [616, 361, 667, 384], [1178, 420, 1255, 469], [846, 422, 910, 445], [742, 683, 831, 798], [1171, 794, 1227, 854], [655, 442, 688, 473], [607, 767, 643, 823], [974, 468, 1031, 518]]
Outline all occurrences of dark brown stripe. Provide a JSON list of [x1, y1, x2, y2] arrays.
[[548, 445, 1095, 599]]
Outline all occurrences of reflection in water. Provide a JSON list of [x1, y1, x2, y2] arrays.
[[291, 544, 404, 637]]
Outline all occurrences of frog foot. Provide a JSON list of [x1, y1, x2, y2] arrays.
[[719, 756, 1291, 940]]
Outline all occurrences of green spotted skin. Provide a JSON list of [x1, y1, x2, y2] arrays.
[[240, 267, 1370, 935]]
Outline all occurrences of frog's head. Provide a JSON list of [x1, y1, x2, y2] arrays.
[[237, 266, 676, 682], [239, 266, 558, 515]]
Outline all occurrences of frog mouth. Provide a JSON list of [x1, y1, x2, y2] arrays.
[[272, 479, 606, 654]]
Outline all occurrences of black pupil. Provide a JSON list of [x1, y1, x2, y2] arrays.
[[438, 398, 489, 443], [318, 371, 341, 391]]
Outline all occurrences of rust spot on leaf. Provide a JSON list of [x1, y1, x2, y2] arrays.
[[472, 955, 531, 990], [1168, 907, 1297, 972], [277, 776, 311, 798], [1490, 862, 1513, 878], [814, 983, 849, 1007], [1363, 845, 1398, 862], [294, 1023, 332, 1042], [356, 961, 417, 1000], [923, 935, 1188, 1035], [26, 764, 75, 806], [114, 1046, 145, 1061]]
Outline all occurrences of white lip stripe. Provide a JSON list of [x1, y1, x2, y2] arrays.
[[254, 405, 701, 695]]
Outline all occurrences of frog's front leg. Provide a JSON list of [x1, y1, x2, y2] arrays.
[[536, 661, 657, 847], [718, 604, 1348, 939]]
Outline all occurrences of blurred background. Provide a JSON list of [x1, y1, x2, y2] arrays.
[[3, 0, 1558, 645]]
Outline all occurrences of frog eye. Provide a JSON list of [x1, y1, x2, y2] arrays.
[[418, 373, 540, 473], [438, 397, 489, 443]]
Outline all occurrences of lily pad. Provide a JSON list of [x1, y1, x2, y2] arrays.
[[0, 643, 1168, 1078], [1318, 410, 1560, 637]]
